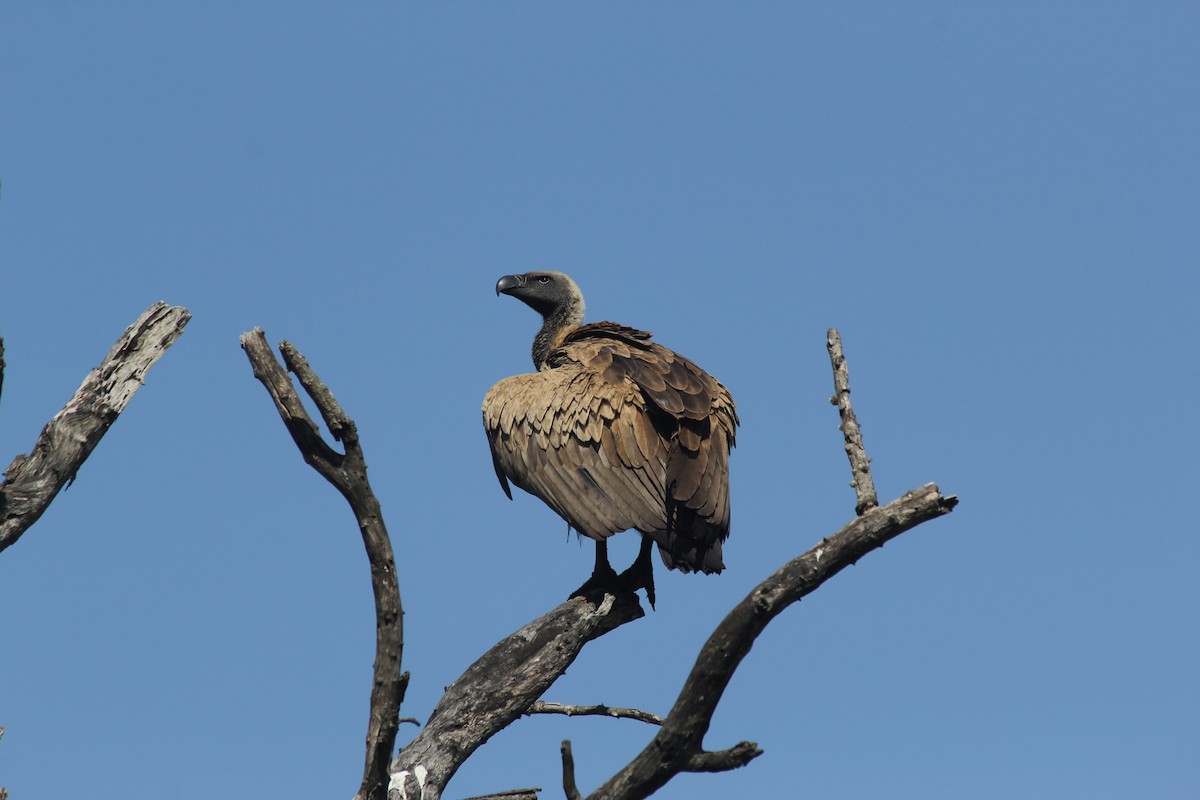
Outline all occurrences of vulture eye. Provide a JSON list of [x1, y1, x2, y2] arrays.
[[538, 275, 551, 284]]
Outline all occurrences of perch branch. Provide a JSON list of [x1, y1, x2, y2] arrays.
[[389, 593, 644, 800], [588, 483, 957, 799], [241, 329, 404, 800], [462, 790, 542, 800], [827, 328, 878, 514], [527, 702, 663, 727], [0, 303, 190, 554]]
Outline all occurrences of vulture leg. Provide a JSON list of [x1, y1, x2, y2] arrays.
[[569, 539, 620, 600], [618, 535, 657, 610]]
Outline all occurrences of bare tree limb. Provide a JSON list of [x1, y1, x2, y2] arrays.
[[527, 702, 663, 727], [827, 328, 878, 514], [561, 740, 583, 800], [240, 329, 404, 800], [0, 303, 191, 554], [461, 790, 541, 800], [587, 483, 956, 799], [390, 593, 645, 800]]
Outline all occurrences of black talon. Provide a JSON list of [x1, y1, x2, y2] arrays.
[[617, 535, 657, 610], [569, 540, 621, 600]]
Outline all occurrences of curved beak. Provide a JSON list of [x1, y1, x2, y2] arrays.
[[495, 274, 524, 296]]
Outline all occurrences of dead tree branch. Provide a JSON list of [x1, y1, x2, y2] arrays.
[[0, 303, 190, 554], [585, 484, 956, 799], [389, 593, 645, 800], [527, 702, 664, 727], [241, 329, 404, 800], [827, 328, 878, 514]]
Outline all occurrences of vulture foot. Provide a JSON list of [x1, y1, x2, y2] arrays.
[[569, 562, 621, 601], [617, 536, 657, 610], [569, 540, 622, 602]]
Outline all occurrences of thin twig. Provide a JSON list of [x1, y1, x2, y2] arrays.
[[527, 702, 663, 726], [460, 790, 541, 800], [827, 328, 879, 514], [561, 740, 583, 800], [241, 329, 404, 800], [0, 303, 191, 554]]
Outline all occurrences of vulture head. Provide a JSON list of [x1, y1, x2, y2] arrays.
[[496, 271, 585, 325], [496, 270, 586, 370]]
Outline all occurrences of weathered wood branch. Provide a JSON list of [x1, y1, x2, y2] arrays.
[[587, 483, 957, 799], [389, 593, 645, 800], [527, 702, 664, 727], [0, 303, 190, 554], [827, 328, 878, 514], [240, 329, 404, 800]]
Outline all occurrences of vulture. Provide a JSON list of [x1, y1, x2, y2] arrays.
[[482, 271, 738, 607]]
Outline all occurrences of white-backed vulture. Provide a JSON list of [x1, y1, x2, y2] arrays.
[[482, 271, 738, 606]]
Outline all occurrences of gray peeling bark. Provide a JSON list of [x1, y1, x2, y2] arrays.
[[241, 329, 404, 800], [0, 303, 191, 554]]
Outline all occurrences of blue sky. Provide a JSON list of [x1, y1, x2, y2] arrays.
[[1, 4, 1197, 798]]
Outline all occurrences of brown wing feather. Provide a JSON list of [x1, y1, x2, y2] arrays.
[[485, 323, 737, 573], [483, 365, 668, 543]]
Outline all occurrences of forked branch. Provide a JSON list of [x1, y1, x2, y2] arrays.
[[241, 329, 404, 800], [0, 303, 190, 554]]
